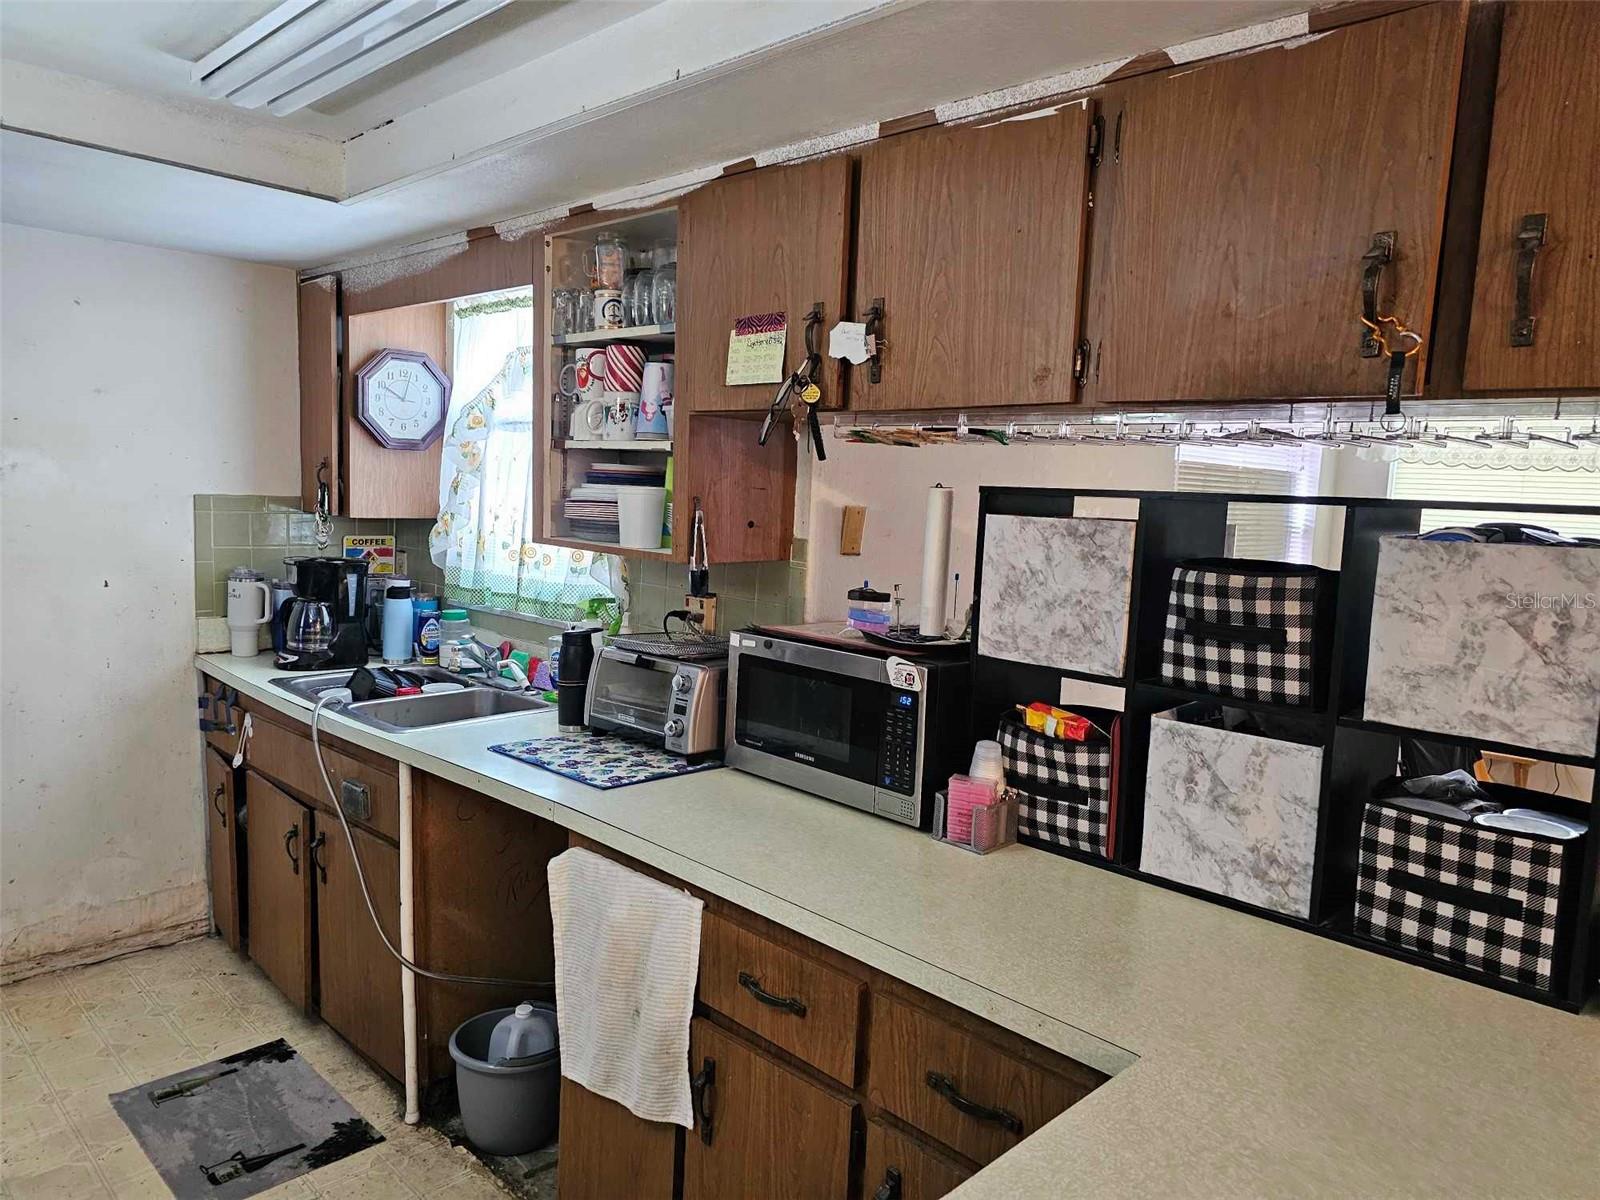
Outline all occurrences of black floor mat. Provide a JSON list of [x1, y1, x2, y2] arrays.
[[110, 1038, 383, 1199]]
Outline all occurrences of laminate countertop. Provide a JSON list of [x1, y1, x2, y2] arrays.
[[197, 653, 1600, 1198]]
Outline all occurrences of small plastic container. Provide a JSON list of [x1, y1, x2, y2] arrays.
[[846, 582, 891, 632], [440, 608, 471, 645]]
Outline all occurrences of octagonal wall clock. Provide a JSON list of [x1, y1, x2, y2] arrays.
[[356, 348, 450, 450]]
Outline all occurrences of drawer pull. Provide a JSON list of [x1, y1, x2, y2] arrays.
[[925, 1071, 1023, 1135], [212, 784, 228, 828], [283, 825, 300, 875], [736, 971, 808, 1017], [690, 1056, 716, 1146], [872, 1166, 903, 1200], [1510, 212, 1548, 347]]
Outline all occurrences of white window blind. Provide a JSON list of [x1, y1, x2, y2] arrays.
[[1390, 458, 1600, 539], [1175, 443, 1323, 561]]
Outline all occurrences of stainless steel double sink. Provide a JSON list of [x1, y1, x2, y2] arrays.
[[270, 667, 550, 732]]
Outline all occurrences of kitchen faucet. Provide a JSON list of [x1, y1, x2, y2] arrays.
[[461, 638, 527, 690]]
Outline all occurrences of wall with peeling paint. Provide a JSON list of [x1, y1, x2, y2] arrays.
[[0, 224, 300, 980]]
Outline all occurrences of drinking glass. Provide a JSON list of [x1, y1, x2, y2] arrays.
[[651, 241, 677, 270], [552, 288, 577, 336], [629, 269, 655, 326], [650, 263, 676, 324]]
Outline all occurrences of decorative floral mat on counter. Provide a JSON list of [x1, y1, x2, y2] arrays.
[[490, 732, 724, 789]]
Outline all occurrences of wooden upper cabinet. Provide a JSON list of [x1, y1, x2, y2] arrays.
[[1082, 4, 1467, 404], [1464, 1, 1600, 391], [298, 277, 340, 515], [678, 158, 854, 413], [849, 104, 1095, 411]]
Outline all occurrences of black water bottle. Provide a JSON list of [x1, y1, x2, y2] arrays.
[[557, 628, 597, 732]]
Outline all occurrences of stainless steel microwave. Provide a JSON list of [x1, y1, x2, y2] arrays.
[[725, 631, 971, 828]]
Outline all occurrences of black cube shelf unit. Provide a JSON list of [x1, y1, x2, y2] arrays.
[[970, 488, 1600, 1011]]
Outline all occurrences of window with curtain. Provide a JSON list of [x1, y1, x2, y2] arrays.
[[1175, 442, 1324, 560], [430, 287, 619, 620], [1389, 448, 1600, 539]]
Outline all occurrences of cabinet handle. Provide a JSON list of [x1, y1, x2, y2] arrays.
[[925, 1071, 1023, 1135], [1510, 212, 1548, 347], [212, 784, 227, 828], [690, 1056, 716, 1146], [736, 971, 807, 1017], [1358, 230, 1396, 358], [872, 1167, 903, 1200], [864, 297, 885, 384], [309, 831, 327, 884], [284, 825, 300, 875]]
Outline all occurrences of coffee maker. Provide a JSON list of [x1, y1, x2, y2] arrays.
[[275, 557, 369, 671]]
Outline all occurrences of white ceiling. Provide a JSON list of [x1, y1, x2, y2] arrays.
[[0, 0, 1305, 269]]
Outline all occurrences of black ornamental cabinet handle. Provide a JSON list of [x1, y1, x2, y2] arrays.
[[872, 1167, 903, 1200], [309, 831, 328, 884], [925, 1071, 1023, 1135], [737, 971, 808, 1017], [1510, 213, 1548, 347], [212, 784, 228, 827], [690, 1056, 716, 1146], [283, 825, 300, 875], [1359, 230, 1396, 357]]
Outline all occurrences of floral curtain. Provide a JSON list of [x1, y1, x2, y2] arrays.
[[430, 290, 619, 620]]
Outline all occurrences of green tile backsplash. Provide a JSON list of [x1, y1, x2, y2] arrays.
[[194, 495, 807, 635], [193, 494, 440, 616], [619, 539, 807, 633]]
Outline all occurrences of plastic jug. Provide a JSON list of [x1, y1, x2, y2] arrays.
[[488, 1002, 558, 1066]]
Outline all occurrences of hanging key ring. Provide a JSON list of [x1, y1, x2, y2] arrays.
[[1359, 313, 1423, 359]]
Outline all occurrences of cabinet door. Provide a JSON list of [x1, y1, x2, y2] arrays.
[[849, 105, 1094, 411], [682, 1018, 855, 1200], [315, 818, 404, 1080], [556, 1077, 678, 1200], [678, 157, 854, 412], [245, 773, 314, 1010], [1083, 4, 1467, 403], [1464, 2, 1600, 391], [862, 1119, 972, 1200], [203, 749, 241, 952], [298, 276, 340, 515]]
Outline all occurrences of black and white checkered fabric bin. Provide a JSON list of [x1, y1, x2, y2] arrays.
[[1159, 558, 1332, 706], [997, 712, 1117, 859], [1353, 801, 1578, 991]]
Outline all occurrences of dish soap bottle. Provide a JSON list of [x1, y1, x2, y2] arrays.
[[382, 579, 414, 665]]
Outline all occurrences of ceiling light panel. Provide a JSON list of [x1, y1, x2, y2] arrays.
[[192, 0, 511, 116]]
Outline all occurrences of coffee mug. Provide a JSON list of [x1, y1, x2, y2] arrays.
[[602, 393, 640, 440], [558, 347, 608, 402], [635, 362, 673, 438], [593, 289, 624, 331], [604, 342, 646, 394], [570, 397, 607, 442]]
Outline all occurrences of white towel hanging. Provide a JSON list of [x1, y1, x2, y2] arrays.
[[548, 847, 704, 1127]]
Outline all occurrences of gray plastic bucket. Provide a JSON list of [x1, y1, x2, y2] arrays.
[[449, 1003, 560, 1155]]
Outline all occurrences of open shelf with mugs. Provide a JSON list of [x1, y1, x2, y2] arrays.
[[969, 487, 1600, 1010], [539, 207, 679, 557]]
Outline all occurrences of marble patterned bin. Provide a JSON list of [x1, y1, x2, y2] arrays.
[[978, 514, 1137, 679], [1141, 709, 1322, 918], [1364, 539, 1600, 757]]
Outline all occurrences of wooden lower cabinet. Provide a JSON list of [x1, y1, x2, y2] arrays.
[[862, 1119, 973, 1200], [314, 815, 405, 1081], [682, 1018, 855, 1200], [557, 1077, 678, 1200], [203, 748, 241, 952], [245, 772, 314, 1010]]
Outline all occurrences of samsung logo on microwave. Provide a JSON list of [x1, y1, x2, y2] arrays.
[[793, 751, 817, 763]]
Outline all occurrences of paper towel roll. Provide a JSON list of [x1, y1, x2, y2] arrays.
[[919, 484, 953, 636]]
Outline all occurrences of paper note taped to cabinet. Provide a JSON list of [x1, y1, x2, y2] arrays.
[[726, 312, 787, 385]]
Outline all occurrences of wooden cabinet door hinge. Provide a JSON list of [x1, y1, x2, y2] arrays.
[[1087, 114, 1105, 167], [1072, 339, 1092, 387]]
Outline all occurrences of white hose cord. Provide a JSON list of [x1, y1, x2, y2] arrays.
[[310, 694, 554, 992]]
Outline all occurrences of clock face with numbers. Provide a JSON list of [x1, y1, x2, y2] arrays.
[[355, 349, 450, 450]]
